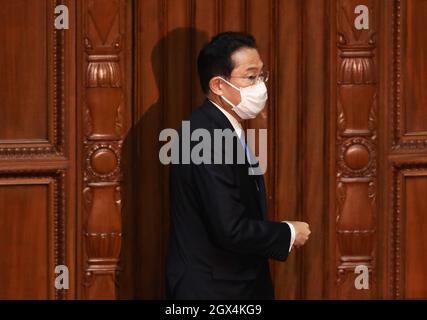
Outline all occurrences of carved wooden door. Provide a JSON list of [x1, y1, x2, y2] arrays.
[[0, 0, 76, 299]]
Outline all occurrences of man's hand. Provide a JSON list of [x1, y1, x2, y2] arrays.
[[288, 221, 311, 248]]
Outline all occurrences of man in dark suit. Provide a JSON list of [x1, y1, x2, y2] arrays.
[[166, 32, 311, 299]]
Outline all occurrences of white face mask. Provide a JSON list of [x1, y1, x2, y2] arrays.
[[219, 77, 268, 120]]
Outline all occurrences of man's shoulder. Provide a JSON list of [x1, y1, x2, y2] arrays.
[[181, 100, 216, 132]]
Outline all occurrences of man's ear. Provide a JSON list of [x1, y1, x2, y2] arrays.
[[209, 77, 223, 96]]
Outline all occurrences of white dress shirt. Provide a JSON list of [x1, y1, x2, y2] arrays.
[[209, 99, 296, 252]]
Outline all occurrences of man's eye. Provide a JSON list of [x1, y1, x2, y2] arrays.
[[248, 75, 257, 80]]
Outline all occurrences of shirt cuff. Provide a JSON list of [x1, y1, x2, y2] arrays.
[[283, 221, 296, 252]]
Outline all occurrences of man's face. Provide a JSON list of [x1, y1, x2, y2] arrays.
[[221, 47, 264, 108]]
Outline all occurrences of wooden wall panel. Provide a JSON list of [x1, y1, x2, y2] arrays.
[[274, 0, 302, 300], [0, 0, 76, 300], [392, 0, 427, 149], [193, 0, 218, 108], [0, 0, 67, 156], [403, 1, 427, 134], [388, 162, 427, 299], [0, 0, 48, 141], [404, 173, 427, 298], [0, 175, 63, 299], [273, 0, 330, 300], [300, 0, 329, 300], [221, 0, 245, 32], [133, 0, 165, 299]]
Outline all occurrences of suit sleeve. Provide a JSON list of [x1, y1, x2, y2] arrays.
[[192, 159, 291, 261]]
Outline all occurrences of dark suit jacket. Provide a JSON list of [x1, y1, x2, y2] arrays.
[[166, 99, 291, 299]]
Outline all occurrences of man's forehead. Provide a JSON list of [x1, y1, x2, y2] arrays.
[[231, 48, 263, 70]]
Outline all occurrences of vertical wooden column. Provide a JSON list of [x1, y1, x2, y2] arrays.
[[79, 0, 130, 299], [333, 0, 378, 299]]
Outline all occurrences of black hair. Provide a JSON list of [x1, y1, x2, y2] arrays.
[[197, 31, 257, 94]]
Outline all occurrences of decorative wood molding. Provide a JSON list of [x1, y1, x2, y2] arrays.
[[335, 0, 378, 297], [80, 0, 128, 299]]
